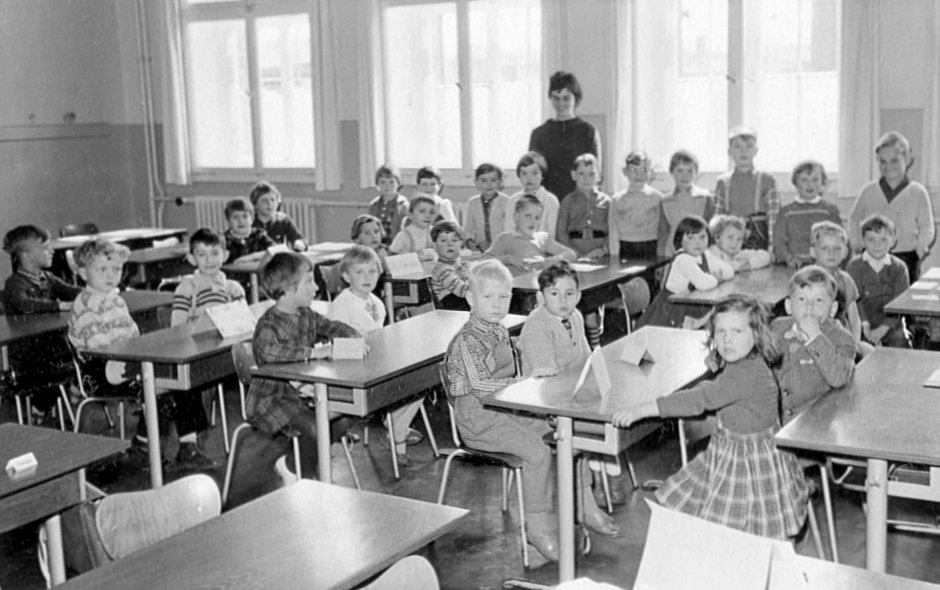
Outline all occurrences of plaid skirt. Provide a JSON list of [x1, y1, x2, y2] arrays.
[[654, 420, 809, 540]]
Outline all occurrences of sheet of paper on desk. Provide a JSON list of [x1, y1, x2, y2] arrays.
[[332, 337, 366, 360], [922, 267, 940, 280], [574, 346, 611, 398], [923, 367, 940, 388], [571, 263, 605, 273], [386, 253, 424, 277], [267, 244, 292, 255], [910, 281, 936, 290], [634, 500, 805, 590], [912, 294, 940, 301], [206, 300, 257, 338]]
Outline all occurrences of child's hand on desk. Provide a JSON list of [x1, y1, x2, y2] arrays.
[[585, 247, 606, 260], [306, 345, 333, 361], [611, 400, 659, 428], [59, 301, 73, 311]]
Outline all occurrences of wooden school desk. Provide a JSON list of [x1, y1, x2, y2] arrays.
[[50, 228, 188, 281], [669, 263, 792, 307], [776, 348, 940, 574], [511, 257, 670, 314], [224, 245, 353, 303], [484, 326, 709, 582], [0, 290, 172, 372], [253, 310, 526, 484], [1, 424, 128, 585], [79, 301, 274, 488], [55, 480, 467, 590], [885, 270, 940, 317]]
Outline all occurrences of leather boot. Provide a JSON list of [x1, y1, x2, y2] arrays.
[[526, 511, 559, 562]]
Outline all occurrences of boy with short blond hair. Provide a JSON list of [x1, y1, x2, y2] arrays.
[[714, 126, 779, 251], [170, 228, 245, 326], [487, 195, 577, 276], [772, 265, 856, 423], [774, 160, 842, 268], [445, 260, 559, 561], [846, 214, 911, 348]]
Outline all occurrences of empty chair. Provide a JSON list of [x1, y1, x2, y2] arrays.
[[59, 223, 99, 238], [618, 277, 651, 334]]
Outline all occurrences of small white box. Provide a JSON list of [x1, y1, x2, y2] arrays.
[[5, 452, 38, 478]]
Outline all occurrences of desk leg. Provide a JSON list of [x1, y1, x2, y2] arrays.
[[142, 362, 163, 488], [556, 416, 575, 582], [384, 282, 395, 324], [1, 344, 8, 372], [44, 514, 66, 585], [250, 275, 259, 304], [866, 458, 888, 572], [315, 383, 331, 484]]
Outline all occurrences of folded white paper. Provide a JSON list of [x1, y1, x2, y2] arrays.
[[574, 346, 611, 397], [385, 252, 425, 277], [620, 342, 654, 365], [910, 281, 935, 290], [912, 294, 939, 301], [5, 452, 38, 478], [205, 300, 258, 338], [332, 337, 366, 360]]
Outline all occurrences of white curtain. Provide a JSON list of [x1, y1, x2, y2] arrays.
[[159, 0, 191, 186], [838, 0, 880, 199], [356, 0, 384, 189], [923, 1, 940, 191], [312, 0, 341, 191], [609, 0, 635, 195]]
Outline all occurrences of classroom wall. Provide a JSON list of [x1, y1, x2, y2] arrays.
[[3, 0, 938, 281]]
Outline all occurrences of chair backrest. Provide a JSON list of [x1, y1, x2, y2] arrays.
[[619, 277, 651, 333], [60, 222, 100, 238], [437, 364, 463, 448], [319, 263, 345, 301], [95, 474, 220, 560], [156, 306, 173, 329], [679, 415, 716, 466], [231, 342, 255, 389]]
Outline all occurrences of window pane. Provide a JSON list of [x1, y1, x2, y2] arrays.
[[635, 0, 727, 172], [256, 14, 315, 168], [384, 3, 460, 169], [745, 0, 840, 172], [185, 19, 253, 168], [468, 0, 541, 168]]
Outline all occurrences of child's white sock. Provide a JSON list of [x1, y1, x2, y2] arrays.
[[273, 455, 299, 487], [180, 433, 197, 445]]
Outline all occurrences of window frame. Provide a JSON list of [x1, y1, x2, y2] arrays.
[[178, 0, 318, 184], [379, 0, 542, 188]]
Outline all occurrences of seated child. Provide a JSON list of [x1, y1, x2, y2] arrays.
[[638, 215, 733, 329], [351, 214, 388, 258], [707, 215, 772, 273], [445, 260, 560, 561], [224, 197, 276, 263], [556, 153, 609, 259], [368, 164, 409, 245], [609, 150, 663, 260], [330, 246, 424, 465], [519, 261, 631, 515], [614, 294, 808, 540], [486, 195, 577, 276], [170, 228, 246, 326], [415, 165, 458, 224], [773, 160, 842, 268], [809, 221, 863, 346], [658, 150, 716, 258], [247, 252, 359, 480], [249, 181, 307, 251], [772, 265, 856, 424], [3, 225, 81, 314], [68, 238, 214, 468], [464, 163, 509, 251], [504, 151, 560, 238], [430, 221, 471, 311], [389, 195, 437, 261], [846, 214, 911, 348]]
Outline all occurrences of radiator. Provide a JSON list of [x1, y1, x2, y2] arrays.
[[192, 196, 367, 244]]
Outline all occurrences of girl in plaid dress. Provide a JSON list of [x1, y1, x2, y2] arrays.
[[613, 294, 809, 540]]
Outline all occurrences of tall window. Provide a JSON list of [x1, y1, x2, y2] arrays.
[[382, 0, 542, 175], [634, 0, 840, 174], [179, 0, 316, 178]]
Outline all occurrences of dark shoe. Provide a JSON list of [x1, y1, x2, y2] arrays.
[[176, 443, 222, 470], [527, 530, 560, 562], [584, 509, 622, 538], [395, 453, 411, 467]]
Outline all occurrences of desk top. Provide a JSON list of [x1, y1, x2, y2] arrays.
[[253, 310, 526, 389], [776, 348, 940, 465], [512, 257, 667, 294], [885, 276, 940, 317], [484, 326, 709, 422], [669, 264, 792, 306], [223, 248, 348, 276], [0, 290, 172, 347], [0, 424, 128, 501], [57, 480, 466, 590], [50, 228, 187, 251]]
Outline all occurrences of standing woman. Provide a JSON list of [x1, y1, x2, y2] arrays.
[[529, 71, 602, 204]]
